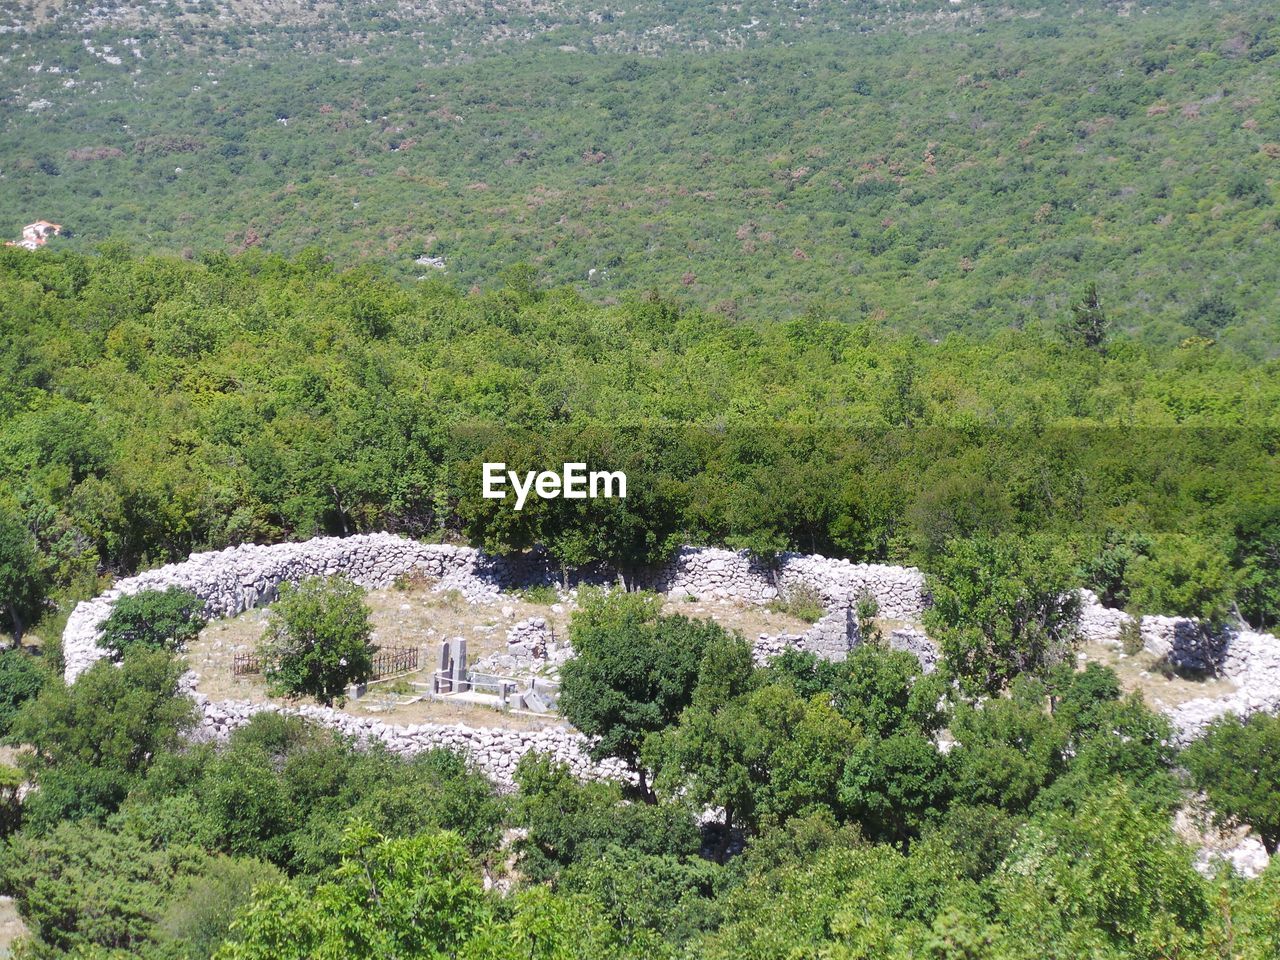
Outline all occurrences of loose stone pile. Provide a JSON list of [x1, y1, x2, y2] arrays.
[[505, 617, 555, 659], [471, 617, 573, 677]]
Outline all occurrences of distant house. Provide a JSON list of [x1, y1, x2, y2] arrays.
[[6, 220, 62, 250]]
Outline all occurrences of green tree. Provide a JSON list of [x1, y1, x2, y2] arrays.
[[1059, 283, 1108, 351], [1184, 712, 1280, 854], [0, 647, 47, 737], [993, 784, 1211, 959], [512, 754, 700, 883], [258, 575, 373, 706], [159, 856, 286, 960], [215, 823, 488, 960], [1233, 504, 1280, 629], [0, 508, 45, 641], [1126, 534, 1235, 621], [558, 589, 718, 799], [838, 731, 953, 844], [11, 647, 192, 826], [99, 587, 206, 658], [0, 819, 196, 954], [926, 534, 1081, 694]]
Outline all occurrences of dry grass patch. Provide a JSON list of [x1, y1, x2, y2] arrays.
[[186, 584, 816, 729], [1081, 641, 1238, 711]]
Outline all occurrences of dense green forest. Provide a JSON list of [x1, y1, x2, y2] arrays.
[[1, 248, 1278, 638], [3, 2, 1278, 348]]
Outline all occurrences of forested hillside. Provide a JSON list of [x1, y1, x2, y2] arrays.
[[2, 249, 1278, 635], [3, 2, 1278, 347]]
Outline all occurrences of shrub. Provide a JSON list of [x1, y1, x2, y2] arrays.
[[0, 647, 47, 737], [519, 583, 559, 605], [1117, 618, 1144, 656], [769, 583, 826, 624], [257, 576, 373, 706], [99, 587, 206, 658], [855, 590, 882, 645]]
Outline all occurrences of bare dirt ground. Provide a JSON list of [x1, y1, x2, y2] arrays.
[[1080, 641, 1238, 711], [187, 585, 813, 729]]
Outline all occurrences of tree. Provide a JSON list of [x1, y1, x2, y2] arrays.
[[949, 679, 1063, 814], [0, 508, 45, 641], [0, 647, 47, 737], [925, 534, 1081, 694], [1184, 713, 1280, 854], [10, 647, 193, 826], [512, 754, 700, 884], [558, 589, 719, 799], [0, 818, 195, 954], [214, 824, 488, 960], [1233, 504, 1280, 629], [838, 731, 953, 844], [994, 783, 1211, 959], [99, 587, 206, 658], [1126, 534, 1235, 622], [1059, 283, 1108, 351], [258, 575, 373, 706], [159, 856, 286, 960]]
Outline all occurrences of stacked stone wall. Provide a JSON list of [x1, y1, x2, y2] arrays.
[[62, 534, 1280, 770]]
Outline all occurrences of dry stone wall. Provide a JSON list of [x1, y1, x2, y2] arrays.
[[63, 537, 931, 682], [650, 546, 927, 621], [186, 690, 626, 788], [61, 534, 1280, 775], [1076, 590, 1280, 743], [61, 534, 935, 787]]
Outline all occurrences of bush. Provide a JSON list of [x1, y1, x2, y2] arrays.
[[768, 583, 826, 624], [1126, 534, 1235, 622], [257, 576, 373, 706], [98, 587, 206, 658], [1118, 618, 1144, 656], [0, 647, 47, 737], [519, 584, 559, 605]]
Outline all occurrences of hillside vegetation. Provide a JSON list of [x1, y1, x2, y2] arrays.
[[3, 2, 1278, 348]]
